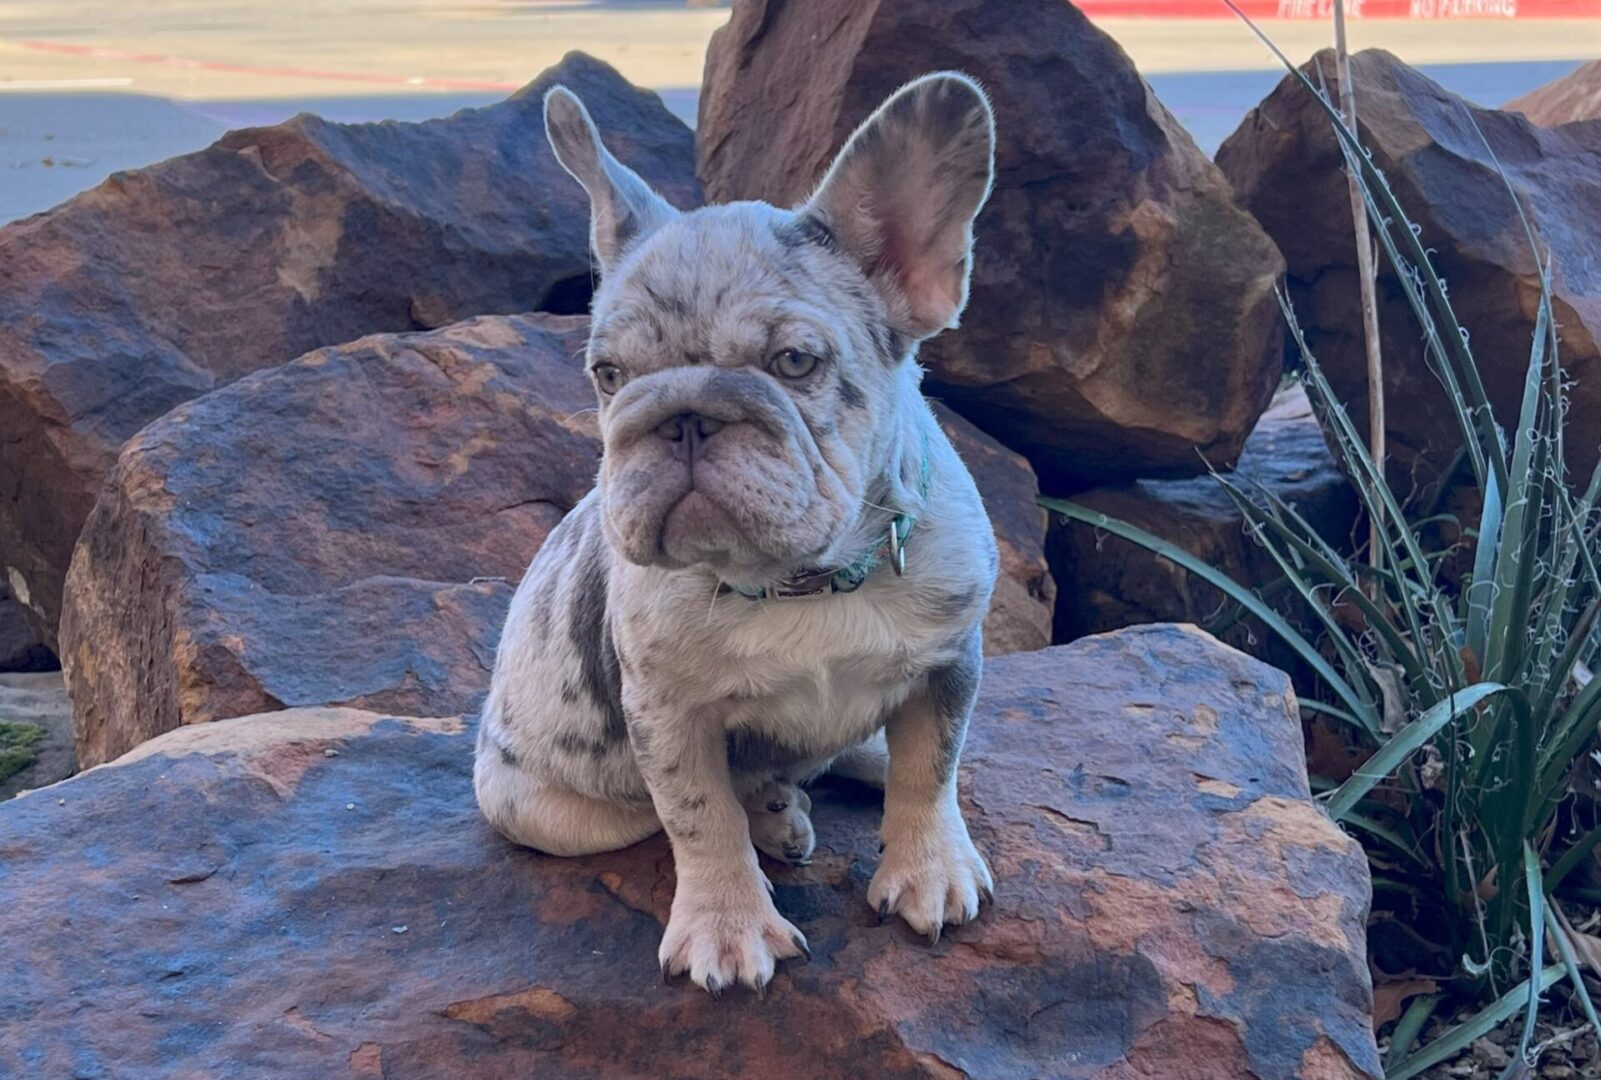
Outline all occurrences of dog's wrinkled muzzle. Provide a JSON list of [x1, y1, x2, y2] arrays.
[[605, 367, 795, 450], [599, 367, 841, 572]]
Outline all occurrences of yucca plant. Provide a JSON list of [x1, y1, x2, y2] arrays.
[[1043, 35, 1601, 1078]]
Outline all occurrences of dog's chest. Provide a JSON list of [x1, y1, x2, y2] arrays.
[[628, 584, 954, 762]]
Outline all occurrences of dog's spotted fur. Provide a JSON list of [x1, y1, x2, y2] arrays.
[[475, 73, 1000, 994]]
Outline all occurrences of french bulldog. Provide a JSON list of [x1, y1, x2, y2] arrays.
[[474, 71, 999, 996]]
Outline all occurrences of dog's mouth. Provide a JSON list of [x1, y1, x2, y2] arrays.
[[603, 440, 847, 576], [655, 488, 752, 562]]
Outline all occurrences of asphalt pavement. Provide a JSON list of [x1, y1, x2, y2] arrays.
[[2, 3, 1598, 222]]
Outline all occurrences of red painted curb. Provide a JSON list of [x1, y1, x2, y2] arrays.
[[1077, 0, 1597, 16], [12, 1, 1599, 95]]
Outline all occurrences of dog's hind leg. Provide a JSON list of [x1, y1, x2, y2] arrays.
[[827, 730, 889, 789], [476, 752, 661, 856]]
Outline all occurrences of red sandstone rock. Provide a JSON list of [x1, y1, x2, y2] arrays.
[[0, 52, 700, 649], [1219, 49, 1601, 501], [0, 625, 1380, 1078], [696, 0, 1285, 491]]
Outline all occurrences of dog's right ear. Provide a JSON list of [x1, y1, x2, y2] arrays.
[[544, 86, 679, 272]]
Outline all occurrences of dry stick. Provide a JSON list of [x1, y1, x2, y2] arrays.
[[1330, 1, 1386, 568]]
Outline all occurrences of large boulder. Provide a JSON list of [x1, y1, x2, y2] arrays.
[[0, 626, 1379, 1078], [1218, 49, 1601, 500], [1047, 383, 1357, 684], [61, 316, 1057, 768], [60, 315, 601, 769], [0, 51, 701, 649], [697, 0, 1285, 491], [934, 404, 1056, 657], [1506, 59, 1601, 125]]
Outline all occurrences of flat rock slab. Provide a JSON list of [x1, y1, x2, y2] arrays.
[[698, 0, 1284, 489], [1219, 49, 1601, 500], [0, 50, 700, 648], [1, 625, 1378, 1078], [61, 314, 600, 769]]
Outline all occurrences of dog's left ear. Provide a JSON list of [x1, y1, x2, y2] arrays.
[[545, 85, 679, 271], [803, 73, 995, 340]]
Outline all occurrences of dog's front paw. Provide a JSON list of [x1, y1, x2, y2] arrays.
[[868, 804, 993, 944], [659, 877, 809, 995]]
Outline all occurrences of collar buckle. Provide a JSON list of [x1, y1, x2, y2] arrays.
[[888, 515, 908, 576]]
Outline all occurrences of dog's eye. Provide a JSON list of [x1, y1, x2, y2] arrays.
[[769, 349, 819, 380], [765, 800, 788, 814], [590, 364, 626, 395]]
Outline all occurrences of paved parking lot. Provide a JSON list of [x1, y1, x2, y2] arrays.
[[2, 1, 1598, 221]]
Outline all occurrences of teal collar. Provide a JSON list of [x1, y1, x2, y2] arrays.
[[719, 444, 932, 603]]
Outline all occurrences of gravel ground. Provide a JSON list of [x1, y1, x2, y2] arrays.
[[1381, 905, 1601, 1078]]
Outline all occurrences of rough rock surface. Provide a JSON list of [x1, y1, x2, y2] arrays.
[[934, 403, 1056, 657], [1506, 59, 1601, 125], [61, 315, 1057, 768], [0, 51, 700, 648], [0, 672, 74, 799], [697, 0, 1285, 490], [0, 626, 1378, 1078], [61, 315, 601, 769], [0, 583, 53, 672], [1218, 49, 1601, 500], [1048, 383, 1357, 683]]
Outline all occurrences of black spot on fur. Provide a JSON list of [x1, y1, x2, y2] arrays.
[[568, 540, 628, 747], [869, 321, 907, 365], [529, 594, 552, 641], [556, 732, 614, 759], [775, 214, 838, 253], [559, 681, 581, 705], [837, 377, 867, 410], [926, 630, 982, 784], [701, 368, 792, 422], [884, 328, 906, 363], [612, 208, 639, 254], [643, 282, 691, 320], [497, 741, 519, 767], [928, 586, 981, 621], [727, 728, 812, 773]]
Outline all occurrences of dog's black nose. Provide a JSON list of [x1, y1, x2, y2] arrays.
[[656, 413, 725, 463]]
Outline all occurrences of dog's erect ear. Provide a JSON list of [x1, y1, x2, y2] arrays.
[[803, 73, 995, 340], [544, 86, 679, 271]]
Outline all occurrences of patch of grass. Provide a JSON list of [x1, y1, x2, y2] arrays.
[[0, 719, 44, 783]]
